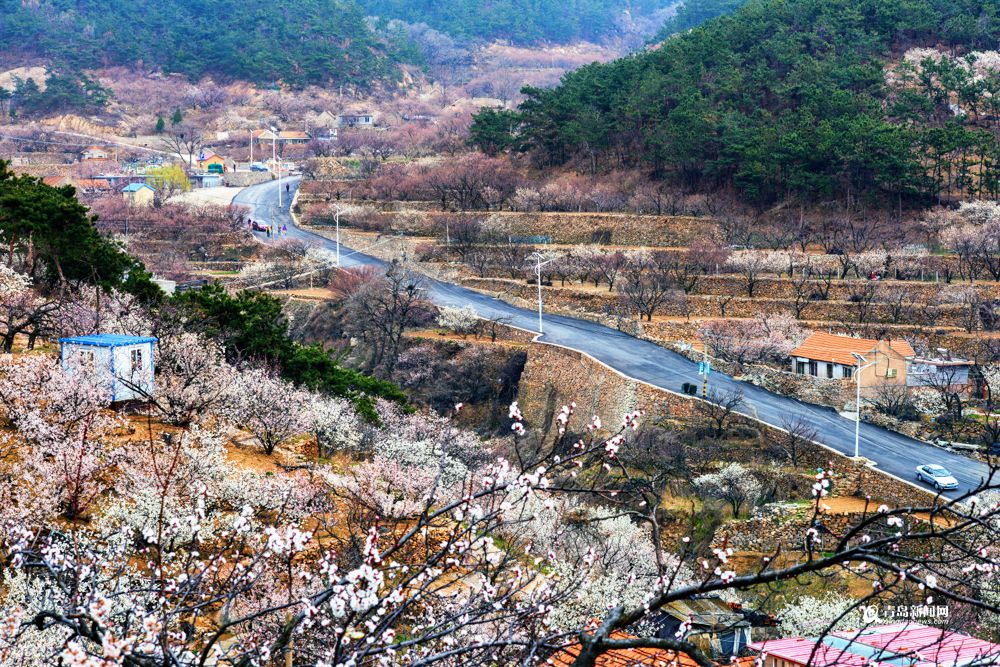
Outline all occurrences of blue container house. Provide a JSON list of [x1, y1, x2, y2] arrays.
[[59, 335, 158, 402]]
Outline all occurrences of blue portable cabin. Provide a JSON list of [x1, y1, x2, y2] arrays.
[[59, 334, 158, 402]]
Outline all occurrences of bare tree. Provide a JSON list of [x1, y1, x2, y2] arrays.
[[617, 252, 676, 322], [772, 415, 820, 467], [695, 387, 745, 438], [159, 122, 204, 167], [344, 261, 433, 376], [868, 381, 916, 419]]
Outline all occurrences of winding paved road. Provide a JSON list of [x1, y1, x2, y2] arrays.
[[235, 178, 995, 499]]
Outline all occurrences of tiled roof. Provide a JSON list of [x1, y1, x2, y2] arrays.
[[789, 332, 915, 366], [833, 623, 1000, 667], [278, 130, 309, 139], [750, 623, 1000, 667], [77, 178, 112, 190], [547, 632, 702, 667], [123, 182, 154, 192], [749, 637, 875, 667]]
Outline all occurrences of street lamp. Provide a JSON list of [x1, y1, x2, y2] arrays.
[[850, 351, 879, 459], [527, 252, 560, 334], [334, 205, 342, 268], [270, 126, 281, 207]]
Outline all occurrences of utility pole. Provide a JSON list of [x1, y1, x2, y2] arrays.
[[249, 129, 253, 167]]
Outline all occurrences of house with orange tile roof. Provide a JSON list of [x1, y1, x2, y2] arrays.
[[80, 145, 109, 161], [789, 332, 914, 387], [547, 632, 704, 667], [43, 175, 114, 193]]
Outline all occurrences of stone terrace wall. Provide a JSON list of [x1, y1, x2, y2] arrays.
[[694, 275, 1000, 301], [516, 339, 936, 509], [300, 202, 719, 247], [461, 277, 976, 328]]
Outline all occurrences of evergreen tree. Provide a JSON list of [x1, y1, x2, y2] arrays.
[[155, 116, 166, 134]]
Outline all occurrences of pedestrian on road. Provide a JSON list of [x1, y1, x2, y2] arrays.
[[285, 183, 290, 194], [282, 224, 287, 234]]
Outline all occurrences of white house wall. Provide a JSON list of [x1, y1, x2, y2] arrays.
[[111, 343, 154, 401]]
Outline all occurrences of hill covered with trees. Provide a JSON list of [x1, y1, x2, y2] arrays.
[[0, 0, 394, 88], [474, 0, 1000, 208], [651, 0, 747, 40], [362, 0, 669, 44]]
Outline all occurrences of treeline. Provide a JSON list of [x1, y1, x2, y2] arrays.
[[0, 0, 394, 88], [652, 0, 747, 40], [473, 0, 1000, 208], [362, 0, 667, 43], [1, 71, 110, 119]]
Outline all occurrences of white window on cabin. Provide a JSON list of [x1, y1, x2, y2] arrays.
[[130, 348, 143, 372], [76, 349, 95, 369]]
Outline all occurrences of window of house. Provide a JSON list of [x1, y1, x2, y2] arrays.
[[130, 348, 143, 371], [76, 349, 95, 368], [796, 361, 807, 374], [808, 361, 818, 376], [886, 368, 897, 378], [843, 366, 853, 379], [826, 363, 834, 378]]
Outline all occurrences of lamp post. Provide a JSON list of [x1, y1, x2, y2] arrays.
[[269, 127, 282, 207], [528, 252, 559, 334], [334, 205, 342, 268], [850, 352, 879, 459]]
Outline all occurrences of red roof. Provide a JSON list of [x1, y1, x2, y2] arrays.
[[750, 624, 1000, 667], [834, 623, 1000, 667], [749, 637, 873, 667], [790, 332, 915, 366]]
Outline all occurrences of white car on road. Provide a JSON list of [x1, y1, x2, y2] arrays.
[[915, 464, 959, 491]]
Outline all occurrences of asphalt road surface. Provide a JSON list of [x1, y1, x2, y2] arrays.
[[235, 178, 995, 499]]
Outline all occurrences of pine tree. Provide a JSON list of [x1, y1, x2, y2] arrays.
[[155, 116, 166, 133]]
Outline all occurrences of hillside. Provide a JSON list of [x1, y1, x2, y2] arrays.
[[362, 0, 671, 44], [0, 0, 393, 88], [652, 0, 748, 40], [480, 0, 1000, 208]]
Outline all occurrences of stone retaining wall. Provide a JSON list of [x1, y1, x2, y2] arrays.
[[515, 337, 936, 510], [224, 172, 273, 187]]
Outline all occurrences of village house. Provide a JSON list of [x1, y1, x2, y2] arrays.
[[194, 149, 230, 172], [907, 351, 975, 390], [60, 334, 158, 402], [277, 130, 310, 144], [251, 129, 311, 146], [548, 631, 706, 667], [790, 332, 914, 386], [338, 113, 375, 128], [42, 175, 114, 194], [651, 597, 768, 658], [80, 145, 110, 161], [122, 182, 156, 207], [750, 622, 1000, 667]]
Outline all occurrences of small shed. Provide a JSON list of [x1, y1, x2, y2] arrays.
[[123, 182, 156, 207], [60, 335, 157, 402]]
